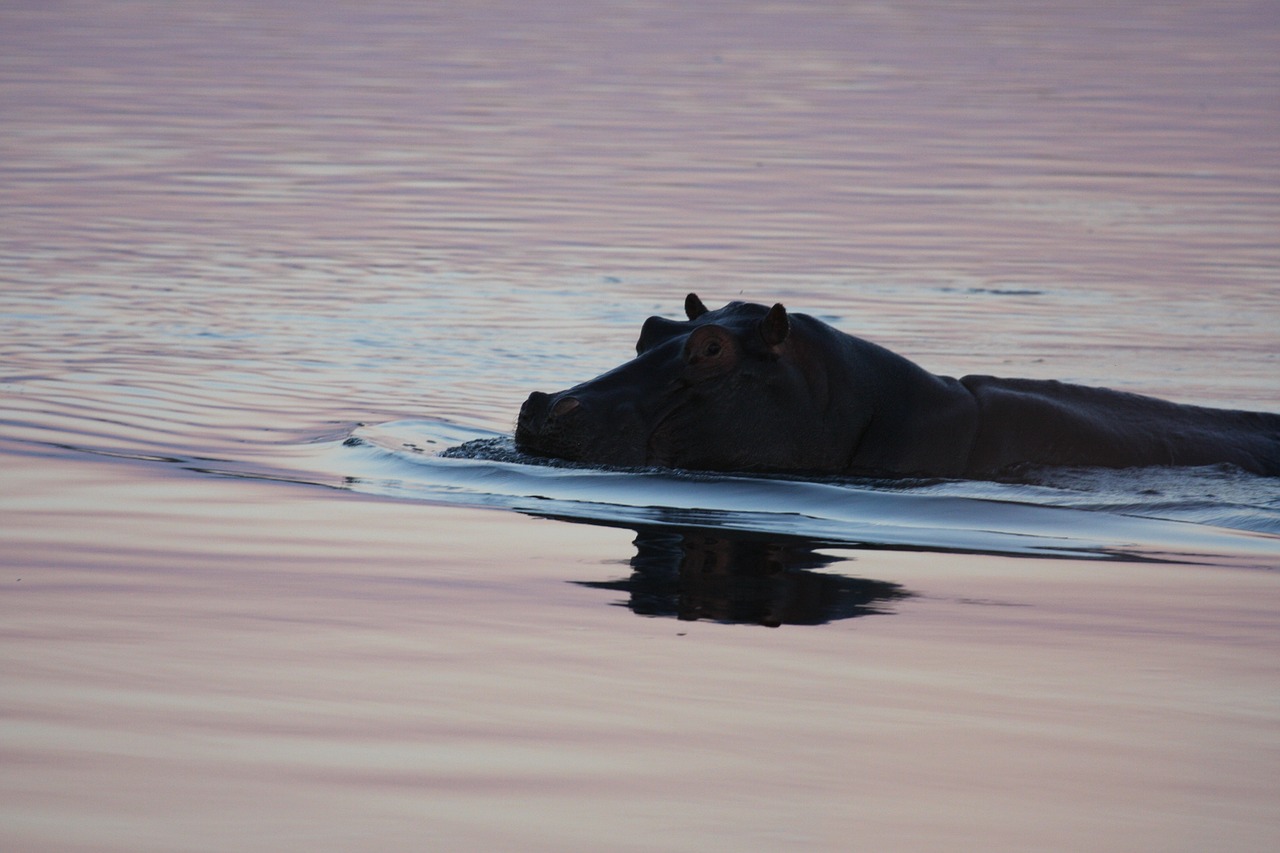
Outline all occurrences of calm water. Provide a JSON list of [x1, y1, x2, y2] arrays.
[[3, 1, 1280, 850]]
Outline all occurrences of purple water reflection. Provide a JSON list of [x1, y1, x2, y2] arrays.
[[2, 1, 1278, 850]]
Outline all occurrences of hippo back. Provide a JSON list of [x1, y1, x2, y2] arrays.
[[961, 376, 1280, 476]]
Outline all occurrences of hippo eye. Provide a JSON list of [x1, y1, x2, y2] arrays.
[[684, 328, 731, 367]]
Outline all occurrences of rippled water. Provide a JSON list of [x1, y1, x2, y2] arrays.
[[3, 1, 1279, 850]]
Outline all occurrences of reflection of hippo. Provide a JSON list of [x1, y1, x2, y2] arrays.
[[516, 294, 1280, 478], [575, 526, 907, 626]]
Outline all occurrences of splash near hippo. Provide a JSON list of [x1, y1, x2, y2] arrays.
[[516, 294, 1280, 479]]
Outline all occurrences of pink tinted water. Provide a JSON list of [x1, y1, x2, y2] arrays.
[[2, 1, 1279, 850]]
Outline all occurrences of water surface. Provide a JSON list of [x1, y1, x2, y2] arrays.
[[3, 1, 1279, 850]]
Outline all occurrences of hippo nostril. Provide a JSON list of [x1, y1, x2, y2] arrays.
[[551, 396, 581, 418]]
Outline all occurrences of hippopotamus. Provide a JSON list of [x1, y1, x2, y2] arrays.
[[515, 294, 1280, 479]]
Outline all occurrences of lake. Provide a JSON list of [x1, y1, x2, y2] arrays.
[[2, 1, 1279, 850]]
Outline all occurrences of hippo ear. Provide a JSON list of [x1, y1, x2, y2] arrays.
[[759, 303, 789, 347], [685, 293, 709, 321]]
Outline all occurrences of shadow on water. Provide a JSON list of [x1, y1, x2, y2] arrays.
[[570, 524, 908, 627]]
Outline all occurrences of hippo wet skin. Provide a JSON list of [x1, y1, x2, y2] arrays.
[[516, 294, 1280, 479]]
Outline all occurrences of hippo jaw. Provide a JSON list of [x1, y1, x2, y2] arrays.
[[515, 388, 654, 467], [516, 380, 714, 468]]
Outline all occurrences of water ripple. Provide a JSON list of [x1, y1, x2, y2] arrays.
[[248, 419, 1280, 568]]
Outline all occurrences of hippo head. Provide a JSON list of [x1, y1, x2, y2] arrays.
[[515, 294, 853, 472]]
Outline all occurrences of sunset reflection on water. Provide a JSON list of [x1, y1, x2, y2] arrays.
[[2, 1, 1279, 850]]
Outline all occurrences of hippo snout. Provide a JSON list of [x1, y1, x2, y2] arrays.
[[518, 390, 552, 426], [518, 391, 580, 429], [516, 390, 586, 458]]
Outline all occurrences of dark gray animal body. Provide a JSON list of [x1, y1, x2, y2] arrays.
[[516, 295, 1280, 478]]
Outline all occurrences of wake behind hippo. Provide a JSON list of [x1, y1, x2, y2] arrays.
[[516, 294, 1280, 479]]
